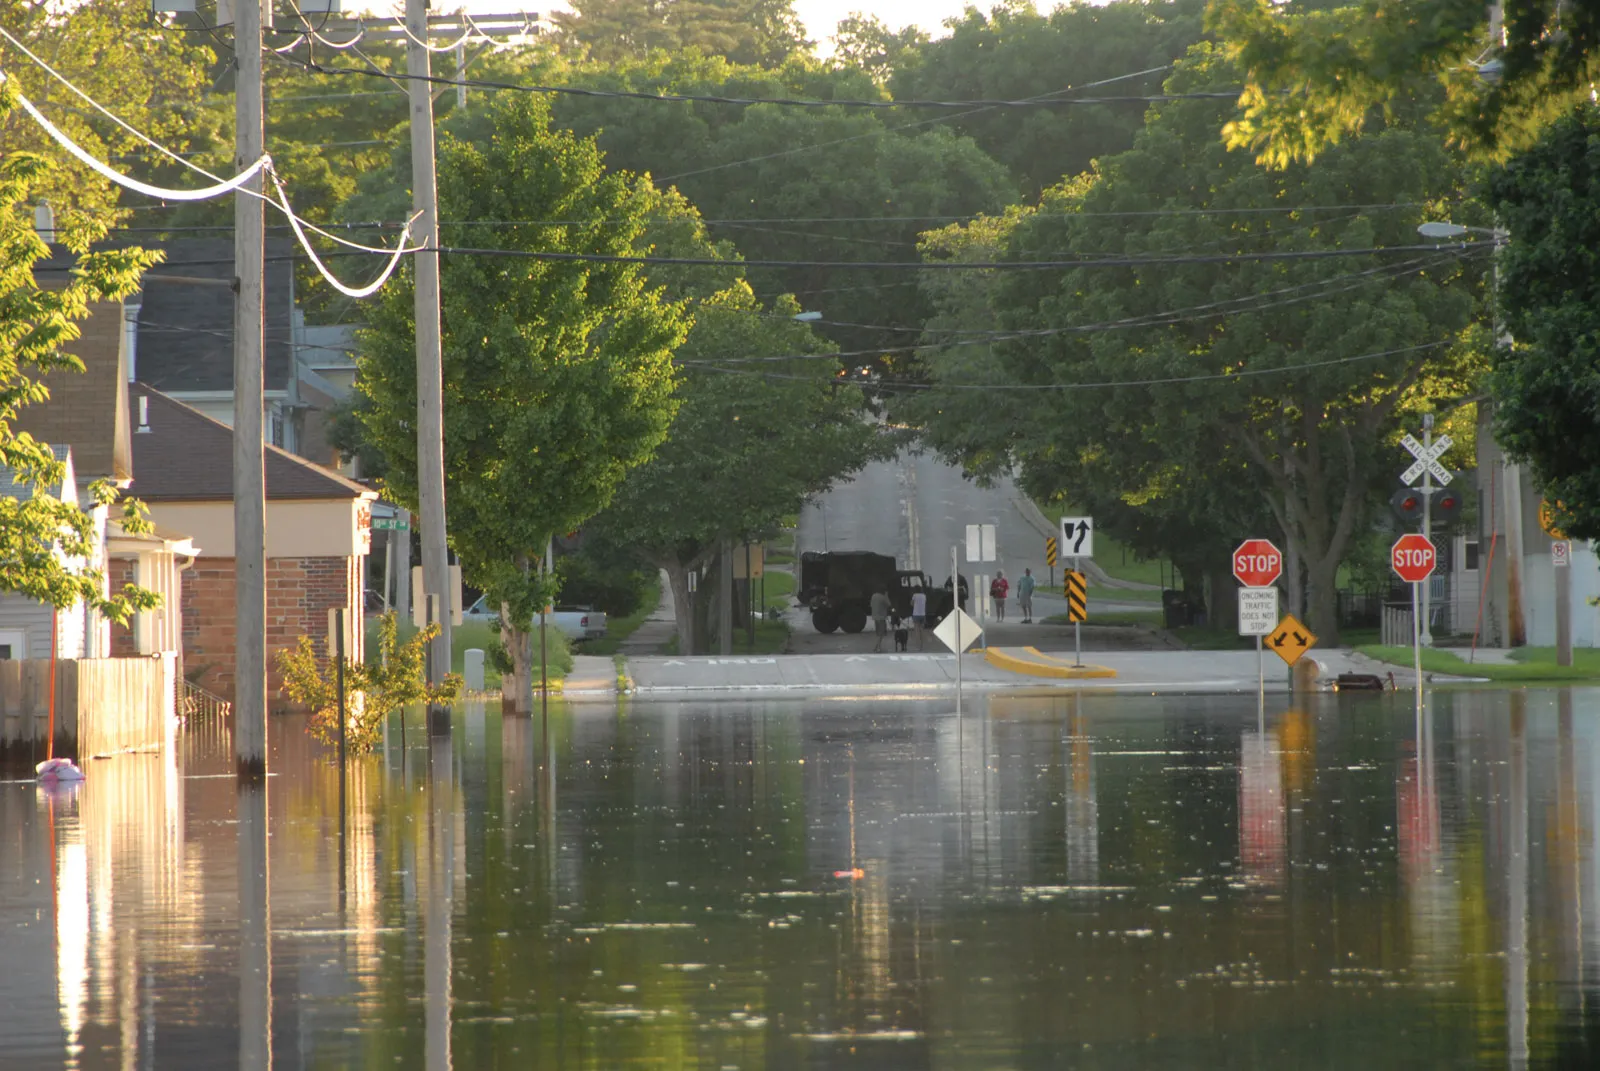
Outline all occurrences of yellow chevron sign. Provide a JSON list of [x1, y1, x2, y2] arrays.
[[1065, 570, 1087, 623], [1045, 537, 1058, 567]]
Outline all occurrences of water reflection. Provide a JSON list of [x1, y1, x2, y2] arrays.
[[5, 690, 1600, 1066]]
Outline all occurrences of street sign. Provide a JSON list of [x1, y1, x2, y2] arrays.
[[1267, 614, 1317, 667], [934, 607, 982, 654], [1064, 570, 1087, 622], [1238, 587, 1279, 637], [1045, 537, 1058, 567], [372, 517, 409, 531], [1553, 540, 1572, 569], [1232, 538, 1283, 588], [1400, 432, 1453, 487], [965, 523, 996, 563], [1391, 533, 1437, 583], [1059, 516, 1094, 558]]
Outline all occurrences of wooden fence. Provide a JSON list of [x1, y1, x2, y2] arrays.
[[0, 654, 176, 762]]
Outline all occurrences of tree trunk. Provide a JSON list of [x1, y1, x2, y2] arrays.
[[501, 601, 528, 716], [1304, 553, 1342, 645], [663, 560, 694, 655]]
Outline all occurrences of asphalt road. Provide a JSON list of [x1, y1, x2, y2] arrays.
[[789, 450, 1168, 654]]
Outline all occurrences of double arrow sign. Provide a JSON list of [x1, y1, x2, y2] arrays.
[[1400, 433, 1453, 487], [1267, 613, 1316, 667]]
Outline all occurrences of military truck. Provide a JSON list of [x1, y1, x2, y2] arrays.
[[796, 551, 957, 634]]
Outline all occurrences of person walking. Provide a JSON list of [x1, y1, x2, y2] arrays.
[[1017, 568, 1036, 624], [911, 588, 928, 649], [870, 587, 892, 652], [990, 571, 1009, 622]]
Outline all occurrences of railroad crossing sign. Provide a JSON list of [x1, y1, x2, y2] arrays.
[[1400, 432, 1453, 487], [1238, 587, 1279, 637], [1059, 516, 1094, 558], [1064, 570, 1087, 622], [1267, 614, 1317, 667], [1045, 536, 1058, 567], [934, 606, 982, 654], [1391, 533, 1437, 583], [1232, 538, 1283, 588]]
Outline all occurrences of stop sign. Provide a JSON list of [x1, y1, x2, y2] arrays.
[[1233, 539, 1283, 588], [1391, 533, 1437, 582]]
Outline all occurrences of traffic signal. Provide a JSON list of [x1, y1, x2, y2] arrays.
[[1390, 488, 1425, 523], [1432, 489, 1464, 524]]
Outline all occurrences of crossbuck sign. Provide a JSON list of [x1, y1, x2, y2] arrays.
[[1400, 432, 1453, 487]]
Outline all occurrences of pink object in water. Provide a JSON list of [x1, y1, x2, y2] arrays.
[[36, 757, 84, 783]]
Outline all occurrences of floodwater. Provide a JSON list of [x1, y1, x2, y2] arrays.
[[3, 690, 1600, 1069]]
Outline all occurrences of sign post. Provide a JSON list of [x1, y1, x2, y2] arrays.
[[1400, 422, 1452, 646], [1234, 539, 1284, 701], [937, 545, 984, 720], [1065, 570, 1088, 666], [1392, 533, 1437, 710], [1061, 518, 1095, 666], [1554, 540, 1573, 666]]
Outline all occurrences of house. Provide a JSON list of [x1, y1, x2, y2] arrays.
[[0, 446, 91, 661], [126, 386, 376, 705]]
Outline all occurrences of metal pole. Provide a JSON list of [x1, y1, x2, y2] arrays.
[[540, 536, 551, 762], [1256, 635, 1264, 705], [334, 606, 347, 908], [1556, 545, 1573, 666], [952, 544, 962, 720], [746, 542, 754, 651], [233, 0, 267, 783], [1412, 580, 1423, 713], [407, 0, 453, 730], [1421, 414, 1434, 646], [1073, 558, 1082, 667]]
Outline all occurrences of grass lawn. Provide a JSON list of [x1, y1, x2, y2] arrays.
[[364, 615, 572, 690], [580, 576, 662, 657], [757, 568, 795, 608], [1357, 644, 1600, 682]]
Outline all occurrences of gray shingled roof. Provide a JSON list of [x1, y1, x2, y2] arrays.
[[127, 386, 367, 502], [0, 445, 73, 501], [133, 239, 294, 393]]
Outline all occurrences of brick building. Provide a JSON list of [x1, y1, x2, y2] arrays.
[[126, 386, 375, 706]]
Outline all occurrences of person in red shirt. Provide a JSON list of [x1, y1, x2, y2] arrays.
[[990, 571, 1010, 621]]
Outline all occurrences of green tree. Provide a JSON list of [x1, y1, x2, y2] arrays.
[[357, 94, 687, 712], [911, 51, 1482, 640], [0, 0, 224, 219], [891, 0, 1207, 196], [0, 131, 159, 621], [830, 14, 926, 85], [1209, 0, 1597, 164], [1483, 105, 1600, 541], [549, 0, 810, 67]]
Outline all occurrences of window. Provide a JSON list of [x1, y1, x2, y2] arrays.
[[0, 630, 24, 659], [1464, 540, 1481, 571]]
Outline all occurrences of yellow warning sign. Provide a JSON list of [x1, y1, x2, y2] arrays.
[[1267, 614, 1317, 667], [1064, 570, 1087, 623], [1045, 536, 1058, 567]]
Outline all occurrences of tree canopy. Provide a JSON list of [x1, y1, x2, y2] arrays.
[[549, 0, 810, 68], [1209, 0, 1599, 164], [357, 94, 687, 700], [1483, 105, 1600, 541], [0, 121, 159, 622], [909, 50, 1482, 639]]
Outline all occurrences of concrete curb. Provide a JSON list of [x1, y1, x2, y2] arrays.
[[984, 646, 1117, 679]]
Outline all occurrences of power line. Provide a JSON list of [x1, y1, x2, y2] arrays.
[[292, 57, 1241, 109]]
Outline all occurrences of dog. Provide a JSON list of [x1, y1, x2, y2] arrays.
[[892, 616, 909, 652]]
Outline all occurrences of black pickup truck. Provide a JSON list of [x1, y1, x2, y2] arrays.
[[796, 551, 959, 634]]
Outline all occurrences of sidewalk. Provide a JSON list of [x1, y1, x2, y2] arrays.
[[619, 569, 677, 655]]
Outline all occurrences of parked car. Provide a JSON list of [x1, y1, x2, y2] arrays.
[[462, 595, 607, 641]]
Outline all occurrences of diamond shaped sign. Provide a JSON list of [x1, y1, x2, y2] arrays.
[[934, 607, 982, 654]]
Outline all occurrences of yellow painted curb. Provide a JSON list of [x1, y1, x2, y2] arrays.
[[984, 646, 1118, 679]]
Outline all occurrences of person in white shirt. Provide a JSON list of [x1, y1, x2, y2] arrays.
[[911, 589, 928, 649]]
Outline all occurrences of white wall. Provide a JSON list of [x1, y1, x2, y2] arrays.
[[1521, 541, 1600, 648], [149, 497, 372, 560]]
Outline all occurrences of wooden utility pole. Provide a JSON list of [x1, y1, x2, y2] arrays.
[[406, 0, 454, 729], [233, 0, 267, 783]]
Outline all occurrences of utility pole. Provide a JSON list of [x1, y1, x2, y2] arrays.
[[1421, 412, 1434, 647], [233, 0, 267, 783], [406, 0, 453, 729]]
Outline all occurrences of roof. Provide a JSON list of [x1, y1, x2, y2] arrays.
[[10, 290, 132, 482], [0, 445, 75, 503], [126, 385, 370, 502], [132, 239, 295, 393]]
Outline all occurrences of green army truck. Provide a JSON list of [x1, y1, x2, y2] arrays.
[[796, 551, 958, 634]]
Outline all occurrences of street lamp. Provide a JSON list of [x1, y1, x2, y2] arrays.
[[792, 310, 822, 322], [1418, 221, 1505, 240]]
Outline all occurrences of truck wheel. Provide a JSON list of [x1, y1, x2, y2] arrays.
[[812, 608, 840, 634], [838, 604, 868, 634]]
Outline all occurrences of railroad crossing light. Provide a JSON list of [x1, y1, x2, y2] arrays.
[[1432, 489, 1464, 524], [1390, 488, 1425, 523]]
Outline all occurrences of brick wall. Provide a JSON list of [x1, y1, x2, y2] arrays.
[[108, 558, 137, 656], [182, 554, 363, 708]]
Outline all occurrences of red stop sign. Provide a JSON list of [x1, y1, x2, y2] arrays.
[[1391, 533, 1437, 582], [1233, 538, 1283, 587]]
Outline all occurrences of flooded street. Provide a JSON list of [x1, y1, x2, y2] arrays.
[[4, 690, 1600, 1068]]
